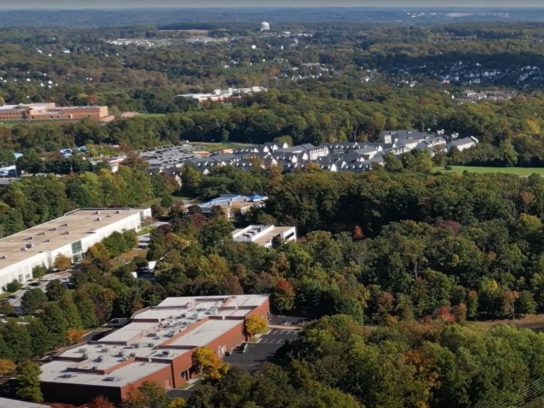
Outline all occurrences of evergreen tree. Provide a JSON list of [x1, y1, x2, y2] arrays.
[[74, 294, 99, 329], [15, 360, 43, 402], [21, 288, 48, 314], [39, 303, 68, 345], [45, 279, 68, 301], [1, 322, 32, 362], [58, 295, 82, 330], [28, 319, 55, 357]]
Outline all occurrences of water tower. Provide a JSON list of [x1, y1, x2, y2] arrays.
[[261, 22, 270, 32]]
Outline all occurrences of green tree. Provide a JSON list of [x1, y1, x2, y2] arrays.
[[28, 319, 55, 357], [46, 279, 67, 301], [1, 322, 32, 362], [0, 299, 13, 315], [59, 294, 83, 329], [21, 289, 48, 314], [39, 303, 68, 345], [160, 194, 174, 208], [5, 280, 22, 292], [74, 293, 99, 329], [15, 360, 43, 402], [32, 265, 47, 279]]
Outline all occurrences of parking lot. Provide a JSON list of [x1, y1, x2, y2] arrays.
[[223, 329, 299, 370], [5, 271, 72, 310], [256, 329, 299, 344]]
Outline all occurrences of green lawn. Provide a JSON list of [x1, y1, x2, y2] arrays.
[[141, 195, 192, 208], [192, 142, 252, 152], [135, 113, 166, 118], [434, 166, 544, 176]]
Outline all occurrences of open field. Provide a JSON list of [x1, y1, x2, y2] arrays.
[[472, 314, 544, 331], [159, 29, 209, 36], [141, 195, 192, 208], [435, 166, 544, 176], [192, 142, 252, 151]]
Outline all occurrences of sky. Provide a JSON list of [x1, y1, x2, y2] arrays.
[[1, 0, 544, 9]]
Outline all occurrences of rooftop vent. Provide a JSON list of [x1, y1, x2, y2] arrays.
[[104, 376, 119, 382], [96, 356, 104, 362], [37, 232, 45, 236], [49, 227, 57, 231], [79, 348, 87, 353], [95, 211, 101, 215], [129, 352, 136, 357], [60, 373, 75, 378], [96, 218, 102, 221], [147, 343, 155, 347], [101, 348, 109, 353]]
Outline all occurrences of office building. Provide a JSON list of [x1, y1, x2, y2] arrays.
[[0, 208, 152, 290], [40, 295, 270, 405]]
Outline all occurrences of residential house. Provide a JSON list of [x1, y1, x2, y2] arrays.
[[448, 136, 479, 152]]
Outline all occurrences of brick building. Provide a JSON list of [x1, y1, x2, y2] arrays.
[[40, 295, 270, 406], [0, 103, 114, 122]]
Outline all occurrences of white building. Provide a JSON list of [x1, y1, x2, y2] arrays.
[[232, 225, 297, 248], [0, 208, 151, 290], [261, 22, 270, 31]]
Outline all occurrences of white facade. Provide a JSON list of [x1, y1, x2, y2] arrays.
[[0, 208, 151, 290], [232, 225, 297, 248]]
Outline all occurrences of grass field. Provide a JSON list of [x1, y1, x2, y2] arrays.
[[192, 142, 252, 151], [435, 166, 544, 176], [134, 113, 166, 118]]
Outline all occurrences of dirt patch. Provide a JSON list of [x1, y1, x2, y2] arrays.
[[121, 112, 140, 118], [472, 314, 544, 331]]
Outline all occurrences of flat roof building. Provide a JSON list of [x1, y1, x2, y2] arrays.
[[0, 103, 113, 122], [0, 208, 152, 290], [194, 194, 267, 220], [232, 225, 297, 248], [0, 398, 51, 408], [40, 295, 270, 406]]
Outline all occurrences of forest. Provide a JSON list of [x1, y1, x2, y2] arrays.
[[3, 15, 544, 408]]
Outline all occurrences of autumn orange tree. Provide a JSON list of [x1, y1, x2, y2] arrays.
[[244, 315, 268, 338], [66, 329, 86, 346], [54, 253, 71, 271], [192, 346, 228, 379], [0, 359, 16, 377], [88, 396, 115, 408]]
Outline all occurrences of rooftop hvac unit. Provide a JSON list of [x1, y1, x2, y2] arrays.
[[37, 232, 45, 235], [116, 210, 121, 214], [104, 376, 118, 382], [96, 356, 104, 362], [118, 351, 124, 357], [101, 348, 109, 353], [79, 348, 87, 353], [95, 211, 101, 215], [132, 343, 140, 348], [0, 255, 7, 259], [147, 343, 155, 347], [82, 354, 88, 359], [49, 227, 56, 231], [162, 350, 170, 356], [61, 373, 74, 378], [62, 223, 68, 227], [129, 352, 136, 357], [96, 218, 102, 221], [97, 344, 103, 348]]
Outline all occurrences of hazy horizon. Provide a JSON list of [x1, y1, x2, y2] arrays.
[[3, 0, 544, 9]]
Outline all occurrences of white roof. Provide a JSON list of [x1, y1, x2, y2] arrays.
[[39, 295, 269, 387], [40, 360, 171, 387], [0, 398, 51, 408]]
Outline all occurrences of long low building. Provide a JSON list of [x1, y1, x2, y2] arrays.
[[232, 225, 297, 248], [0, 102, 114, 122], [0, 208, 152, 290], [40, 294, 270, 406]]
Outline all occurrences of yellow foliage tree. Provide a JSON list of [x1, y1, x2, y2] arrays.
[[66, 329, 86, 346], [0, 359, 16, 376], [192, 346, 228, 379], [54, 253, 71, 271], [87, 242, 110, 260], [244, 315, 268, 337], [168, 397, 186, 408]]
